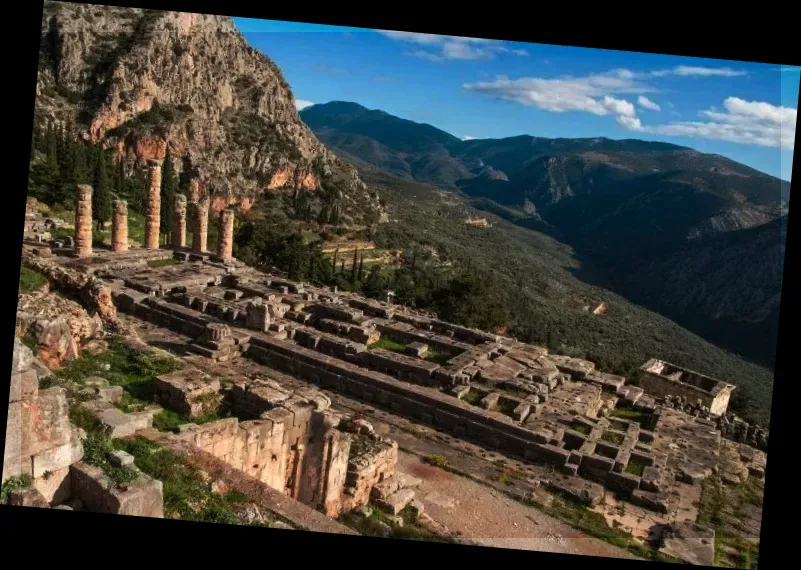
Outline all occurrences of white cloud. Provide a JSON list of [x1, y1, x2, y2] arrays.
[[462, 70, 650, 130], [638, 96, 661, 111], [616, 115, 643, 130], [649, 65, 747, 77], [378, 30, 527, 61], [628, 97, 796, 150], [602, 96, 636, 117], [462, 135, 476, 141], [463, 67, 794, 151], [295, 99, 314, 111]]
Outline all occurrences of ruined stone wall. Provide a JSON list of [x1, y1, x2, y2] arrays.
[[173, 408, 352, 516], [21, 250, 119, 327], [341, 436, 398, 512], [70, 461, 164, 518], [640, 371, 730, 415], [4, 338, 84, 503], [245, 334, 577, 465]]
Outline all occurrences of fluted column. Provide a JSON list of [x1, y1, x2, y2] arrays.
[[144, 159, 162, 249], [217, 208, 235, 262], [172, 194, 187, 249], [111, 199, 128, 253], [192, 197, 209, 254], [74, 184, 93, 258]]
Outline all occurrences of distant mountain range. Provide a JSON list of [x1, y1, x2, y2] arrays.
[[301, 101, 790, 366]]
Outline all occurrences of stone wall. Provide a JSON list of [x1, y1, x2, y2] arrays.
[[640, 359, 734, 416], [22, 250, 119, 328], [172, 406, 352, 516], [70, 461, 164, 518], [244, 334, 584, 466], [4, 338, 84, 504]]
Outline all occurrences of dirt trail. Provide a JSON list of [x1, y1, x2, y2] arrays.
[[398, 453, 637, 559]]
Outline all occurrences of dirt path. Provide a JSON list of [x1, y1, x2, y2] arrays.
[[397, 452, 637, 559]]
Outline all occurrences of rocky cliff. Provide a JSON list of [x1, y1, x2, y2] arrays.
[[35, 2, 382, 223]]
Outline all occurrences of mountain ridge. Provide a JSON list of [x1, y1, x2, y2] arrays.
[[301, 100, 789, 368]]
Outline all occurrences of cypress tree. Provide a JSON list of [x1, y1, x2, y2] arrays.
[[92, 146, 113, 230], [351, 248, 359, 283], [358, 254, 364, 282], [332, 248, 338, 271]]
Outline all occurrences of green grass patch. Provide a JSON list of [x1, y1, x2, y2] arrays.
[[697, 475, 762, 569], [601, 430, 625, 446], [55, 335, 180, 407], [461, 388, 484, 406], [82, 431, 139, 486], [625, 457, 648, 477], [19, 266, 47, 293], [572, 421, 592, 436], [423, 455, 449, 469], [152, 409, 229, 433], [1, 474, 33, 504], [609, 406, 653, 427], [542, 492, 679, 562], [424, 350, 451, 365], [147, 257, 181, 268], [114, 436, 254, 524], [369, 336, 408, 353]]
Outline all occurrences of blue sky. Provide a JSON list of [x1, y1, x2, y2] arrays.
[[234, 18, 799, 182]]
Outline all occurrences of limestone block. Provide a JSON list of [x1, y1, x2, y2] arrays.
[[375, 488, 415, 515]]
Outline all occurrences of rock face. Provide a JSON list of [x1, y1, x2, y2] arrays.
[[35, 2, 382, 226], [4, 338, 85, 503], [16, 281, 105, 368]]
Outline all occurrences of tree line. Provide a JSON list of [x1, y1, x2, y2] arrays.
[[234, 220, 509, 332], [28, 118, 186, 243]]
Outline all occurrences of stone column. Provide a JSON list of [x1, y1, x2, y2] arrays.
[[192, 197, 209, 254], [74, 184, 93, 258], [144, 159, 163, 250], [172, 194, 187, 249], [217, 208, 234, 262], [189, 179, 200, 203], [111, 200, 128, 253]]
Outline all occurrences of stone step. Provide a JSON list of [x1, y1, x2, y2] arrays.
[[375, 488, 415, 515]]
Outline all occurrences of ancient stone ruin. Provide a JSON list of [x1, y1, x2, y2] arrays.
[[144, 159, 162, 250], [7, 180, 769, 560]]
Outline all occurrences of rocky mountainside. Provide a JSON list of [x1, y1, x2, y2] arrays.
[[34, 2, 382, 223], [603, 215, 787, 366], [302, 101, 790, 366], [302, 102, 788, 249]]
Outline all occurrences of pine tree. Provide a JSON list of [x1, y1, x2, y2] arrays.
[[92, 146, 113, 230], [160, 146, 178, 241]]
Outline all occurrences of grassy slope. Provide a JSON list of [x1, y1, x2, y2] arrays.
[[368, 167, 774, 424]]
